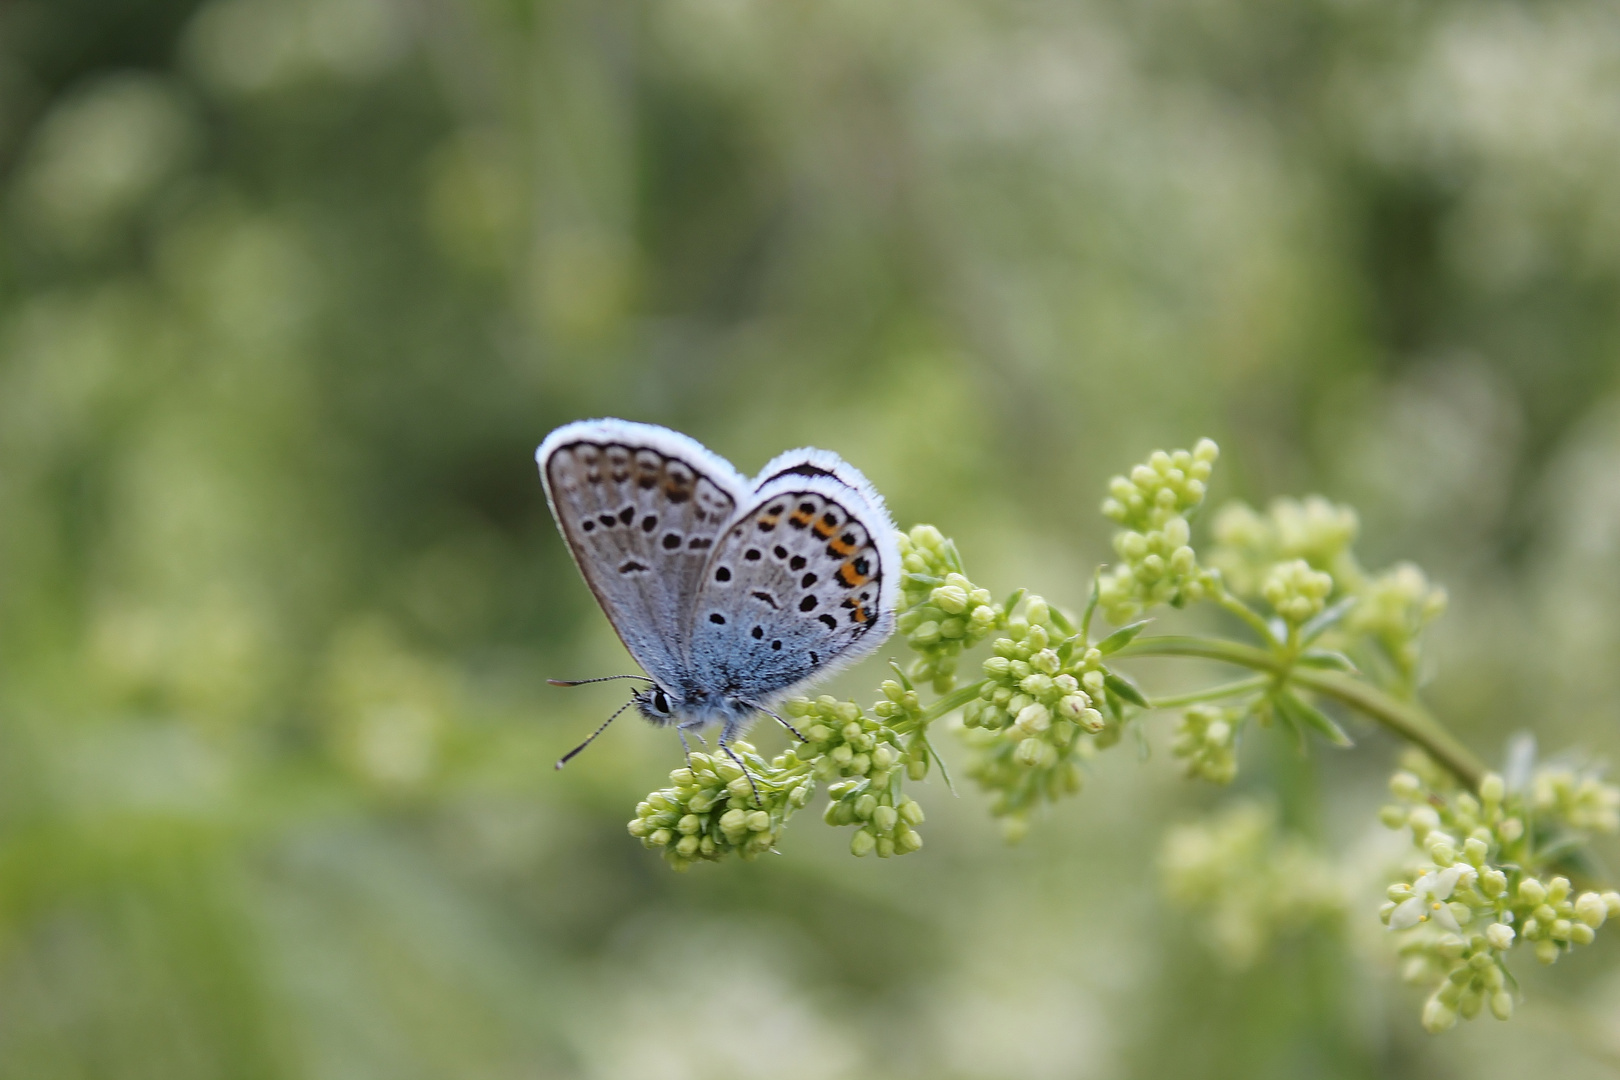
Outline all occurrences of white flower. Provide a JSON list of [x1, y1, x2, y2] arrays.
[[1388, 866, 1465, 932]]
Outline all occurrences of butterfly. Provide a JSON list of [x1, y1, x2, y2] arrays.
[[537, 419, 899, 777]]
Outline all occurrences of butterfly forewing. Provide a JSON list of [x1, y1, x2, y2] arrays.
[[686, 473, 897, 702], [540, 422, 746, 687]]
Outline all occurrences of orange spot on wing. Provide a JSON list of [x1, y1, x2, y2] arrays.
[[837, 562, 869, 587]]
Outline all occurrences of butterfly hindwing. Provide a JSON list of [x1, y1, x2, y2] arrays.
[[538, 420, 747, 688], [686, 467, 898, 703]]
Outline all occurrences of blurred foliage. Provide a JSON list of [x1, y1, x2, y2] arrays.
[[2, 0, 1620, 1077]]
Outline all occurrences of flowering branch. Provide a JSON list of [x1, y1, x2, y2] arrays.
[[620, 436, 1618, 1035]]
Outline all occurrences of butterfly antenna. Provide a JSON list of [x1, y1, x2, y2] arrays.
[[548, 674, 654, 687], [556, 698, 637, 770], [745, 701, 808, 743]]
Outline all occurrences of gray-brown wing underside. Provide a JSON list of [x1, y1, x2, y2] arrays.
[[541, 431, 743, 687], [683, 477, 892, 702]]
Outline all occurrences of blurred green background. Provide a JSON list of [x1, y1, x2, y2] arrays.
[[3, 0, 1620, 1076]]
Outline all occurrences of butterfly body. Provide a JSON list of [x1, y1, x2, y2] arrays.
[[538, 419, 898, 752]]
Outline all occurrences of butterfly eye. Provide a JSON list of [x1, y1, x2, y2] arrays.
[[652, 689, 670, 713]]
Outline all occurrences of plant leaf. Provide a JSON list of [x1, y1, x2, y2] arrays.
[[1297, 649, 1358, 674], [1301, 596, 1357, 644], [1131, 720, 1151, 762], [1276, 689, 1352, 748], [1104, 670, 1149, 709], [1097, 619, 1153, 655], [1080, 570, 1102, 642]]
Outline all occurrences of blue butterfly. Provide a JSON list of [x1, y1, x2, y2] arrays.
[[538, 419, 899, 776]]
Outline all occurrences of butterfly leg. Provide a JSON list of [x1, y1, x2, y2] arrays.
[[745, 700, 808, 743], [677, 728, 695, 769], [718, 738, 763, 807]]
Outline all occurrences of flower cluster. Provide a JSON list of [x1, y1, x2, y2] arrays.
[[1208, 496, 1360, 596], [628, 743, 812, 871], [959, 598, 1110, 838], [1532, 765, 1620, 833], [1261, 558, 1334, 626], [1097, 440, 1220, 623], [1343, 563, 1447, 677], [1160, 800, 1346, 968], [1378, 752, 1620, 1030], [895, 525, 1004, 692], [786, 693, 928, 857], [1171, 704, 1240, 784]]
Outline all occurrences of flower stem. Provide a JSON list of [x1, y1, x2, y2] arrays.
[[1146, 675, 1270, 710], [921, 681, 989, 725], [1111, 635, 1486, 789], [1214, 588, 1279, 647]]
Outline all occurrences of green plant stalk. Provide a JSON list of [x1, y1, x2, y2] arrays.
[[1146, 675, 1271, 710], [1112, 635, 1487, 789]]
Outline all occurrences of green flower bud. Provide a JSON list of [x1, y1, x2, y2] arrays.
[[1422, 996, 1458, 1033], [1480, 869, 1507, 898], [1485, 923, 1514, 950], [1575, 891, 1607, 928], [850, 828, 875, 857], [1015, 703, 1052, 735], [873, 805, 898, 833], [1518, 878, 1547, 906], [1479, 772, 1505, 805], [1490, 990, 1513, 1021], [1535, 939, 1560, 965], [896, 828, 923, 853]]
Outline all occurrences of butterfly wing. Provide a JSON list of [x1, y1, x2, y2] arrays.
[[685, 453, 899, 704], [538, 419, 748, 687]]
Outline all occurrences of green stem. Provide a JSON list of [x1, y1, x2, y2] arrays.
[[1215, 588, 1279, 647], [1112, 635, 1486, 789], [920, 680, 988, 725], [1146, 675, 1270, 710]]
